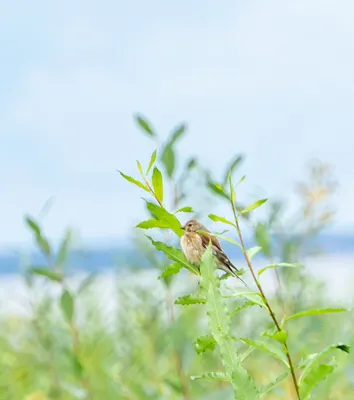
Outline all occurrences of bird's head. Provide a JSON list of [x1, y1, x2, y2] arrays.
[[182, 219, 204, 233]]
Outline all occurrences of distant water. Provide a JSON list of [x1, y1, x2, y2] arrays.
[[0, 233, 353, 274], [0, 253, 353, 318]]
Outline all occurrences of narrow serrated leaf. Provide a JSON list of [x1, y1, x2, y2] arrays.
[[285, 308, 347, 323], [200, 245, 258, 399], [300, 363, 335, 400], [258, 262, 304, 277], [240, 199, 268, 215], [259, 371, 290, 398], [146, 236, 199, 275], [119, 171, 149, 192], [158, 263, 183, 279], [240, 338, 289, 366], [299, 343, 350, 386], [191, 372, 229, 382], [175, 293, 206, 305], [226, 291, 266, 308], [230, 301, 257, 317]]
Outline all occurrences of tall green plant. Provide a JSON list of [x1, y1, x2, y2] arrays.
[[120, 116, 350, 399]]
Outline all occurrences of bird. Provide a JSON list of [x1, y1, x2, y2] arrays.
[[180, 219, 247, 286]]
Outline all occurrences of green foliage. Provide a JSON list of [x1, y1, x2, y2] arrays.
[[284, 308, 347, 323], [119, 171, 149, 192], [29, 267, 63, 282], [199, 245, 259, 399], [208, 214, 236, 226], [60, 290, 75, 322], [240, 199, 268, 215], [135, 114, 155, 136], [152, 167, 164, 203], [258, 262, 304, 277], [146, 236, 199, 275], [2, 115, 351, 400]]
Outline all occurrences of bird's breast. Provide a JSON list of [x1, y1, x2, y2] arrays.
[[180, 233, 204, 264]]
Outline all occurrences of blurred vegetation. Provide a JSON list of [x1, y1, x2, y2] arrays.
[[0, 117, 353, 400]]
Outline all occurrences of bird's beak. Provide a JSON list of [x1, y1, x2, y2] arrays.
[[181, 225, 185, 230]]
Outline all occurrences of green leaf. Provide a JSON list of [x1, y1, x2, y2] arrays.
[[299, 344, 350, 386], [285, 308, 347, 323], [194, 335, 216, 354], [258, 262, 304, 277], [60, 290, 74, 322], [29, 267, 62, 283], [145, 202, 182, 236], [160, 146, 175, 177], [136, 160, 143, 175], [152, 167, 164, 203], [228, 172, 236, 205], [175, 293, 206, 305], [36, 236, 51, 256], [259, 371, 290, 398], [200, 245, 258, 399], [158, 263, 183, 279], [299, 363, 335, 400], [57, 229, 72, 266], [230, 301, 258, 318], [266, 330, 288, 344], [135, 114, 155, 136], [208, 214, 235, 227], [246, 246, 262, 260], [206, 178, 229, 200], [146, 149, 157, 175], [146, 236, 199, 275], [226, 291, 266, 308], [175, 206, 193, 213], [136, 219, 170, 230], [119, 171, 149, 192], [191, 372, 229, 382], [25, 216, 41, 236], [240, 338, 289, 366], [240, 199, 268, 215], [255, 223, 272, 257], [223, 155, 244, 184]]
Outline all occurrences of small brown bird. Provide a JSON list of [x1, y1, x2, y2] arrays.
[[180, 219, 247, 286]]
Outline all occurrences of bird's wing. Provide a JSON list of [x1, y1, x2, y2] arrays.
[[199, 231, 222, 252]]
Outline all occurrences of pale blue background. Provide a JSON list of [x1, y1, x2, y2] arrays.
[[1, 0, 354, 248]]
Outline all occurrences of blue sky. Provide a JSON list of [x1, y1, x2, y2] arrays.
[[1, 0, 354, 248]]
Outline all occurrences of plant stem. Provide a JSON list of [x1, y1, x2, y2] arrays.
[[231, 205, 300, 400]]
